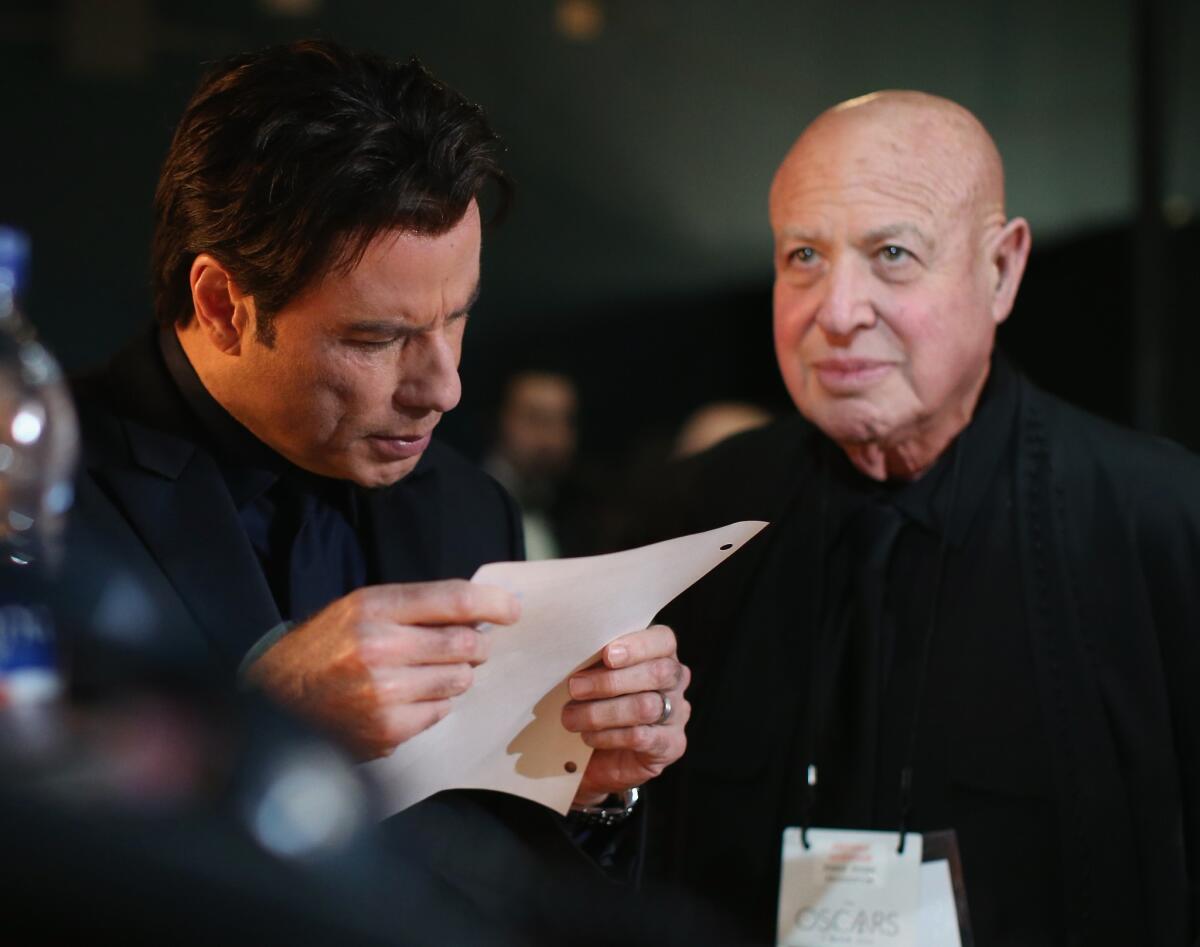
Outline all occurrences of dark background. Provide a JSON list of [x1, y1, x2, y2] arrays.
[[1, 0, 1197, 467]]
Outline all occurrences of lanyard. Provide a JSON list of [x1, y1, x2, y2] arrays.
[[798, 439, 964, 854]]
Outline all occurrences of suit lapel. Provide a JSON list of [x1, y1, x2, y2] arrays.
[[92, 418, 281, 669]]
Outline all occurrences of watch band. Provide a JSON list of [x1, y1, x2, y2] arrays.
[[568, 786, 640, 826]]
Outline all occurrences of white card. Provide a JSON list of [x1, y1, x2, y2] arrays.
[[777, 828, 923, 947], [363, 520, 768, 818], [917, 860, 963, 947]]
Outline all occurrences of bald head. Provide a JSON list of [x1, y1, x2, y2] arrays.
[[768, 90, 1030, 481], [773, 91, 1006, 233]]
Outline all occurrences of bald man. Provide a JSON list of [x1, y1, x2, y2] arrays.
[[647, 92, 1199, 947]]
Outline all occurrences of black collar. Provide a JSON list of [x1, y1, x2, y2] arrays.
[[157, 327, 296, 508]]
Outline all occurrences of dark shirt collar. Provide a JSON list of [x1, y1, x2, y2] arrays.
[[821, 353, 1019, 547], [157, 327, 293, 507]]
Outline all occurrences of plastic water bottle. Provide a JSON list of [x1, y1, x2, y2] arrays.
[[0, 227, 77, 569], [0, 226, 77, 711]]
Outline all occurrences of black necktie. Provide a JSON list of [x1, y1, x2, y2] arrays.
[[283, 482, 367, 623], [853, 501, 906, 690], [830, 500, 906, 823]]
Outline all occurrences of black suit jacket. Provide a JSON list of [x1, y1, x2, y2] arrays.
[[60, 329, 620, 937], [645, 365, 1199, 947]]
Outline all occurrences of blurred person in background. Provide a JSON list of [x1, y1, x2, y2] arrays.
[[673, 401, 772, 459], [485, 370, 579, 559], [647, 91, 1199, 946], [61, 39, 690, 934]]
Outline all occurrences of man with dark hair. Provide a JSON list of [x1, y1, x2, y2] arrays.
[[67, 39, 688, 928], [150, 42, 506, 348], [648, 91, 1198, 946]]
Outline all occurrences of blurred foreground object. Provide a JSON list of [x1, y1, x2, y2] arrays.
[[0, 226, 78, 713], [0, 686, 481, 946], [0, 226, 78, 569]]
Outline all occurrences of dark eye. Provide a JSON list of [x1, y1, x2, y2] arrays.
[[346, 337, 399, 350], [790, 246, 817, 265]]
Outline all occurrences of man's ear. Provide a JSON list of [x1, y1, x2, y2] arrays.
[[188, 254, 253, 355], [988, 217, 1031, 326]]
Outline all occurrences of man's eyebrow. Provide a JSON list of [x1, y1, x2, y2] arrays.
[[862, 223, 933, 249], [777, 226, 826, 243], [343, 280, 481, 334], [455, 279, 481, 318]]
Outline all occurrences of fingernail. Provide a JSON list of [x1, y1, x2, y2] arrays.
[[607, 644, 628, 667], [569, 675, 593, 699]]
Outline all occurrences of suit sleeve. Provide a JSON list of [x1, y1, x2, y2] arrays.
[[1138, 465, 1200, 941]]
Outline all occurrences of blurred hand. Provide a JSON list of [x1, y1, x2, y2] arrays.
[[245, 580, 519, 760], [562, 624, 690, 807]]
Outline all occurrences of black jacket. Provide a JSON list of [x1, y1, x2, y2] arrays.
[[646, 365, 1199, 947]]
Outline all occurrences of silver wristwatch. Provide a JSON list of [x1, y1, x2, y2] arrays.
[[568, 786, 640, 826]]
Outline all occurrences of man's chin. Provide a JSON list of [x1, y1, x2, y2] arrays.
[[802, 400, 899, 447], [352, 455, 423, 488]]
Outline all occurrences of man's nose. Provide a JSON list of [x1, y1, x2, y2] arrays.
[[814, 257, 876, 340], [398, 332, 461, 414]]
